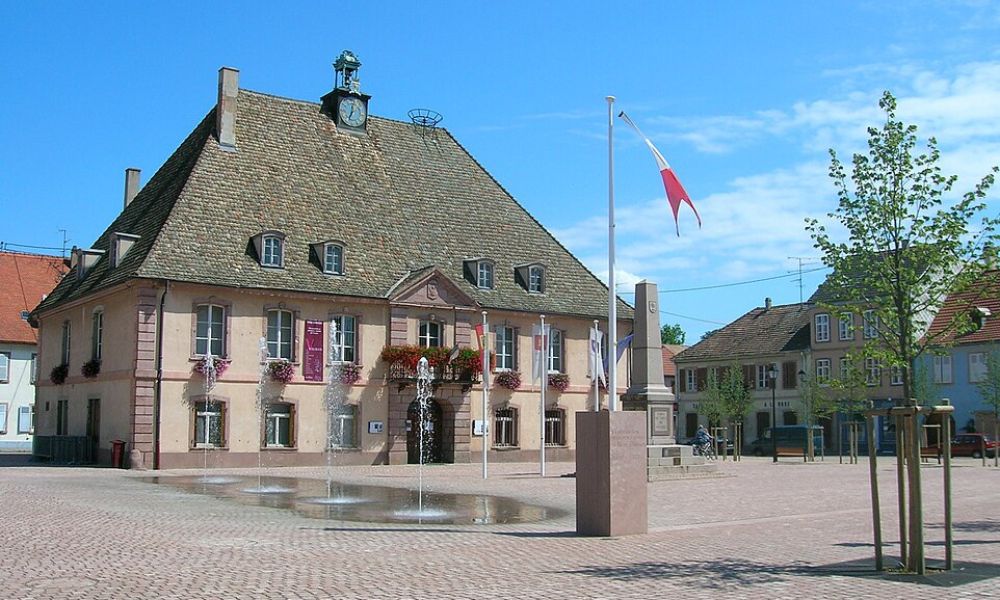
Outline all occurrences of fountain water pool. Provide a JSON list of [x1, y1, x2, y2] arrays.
[[145, 475, 563, 525]]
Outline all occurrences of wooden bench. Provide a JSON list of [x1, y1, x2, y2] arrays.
[[920, 446, 942, 464], [775, 446, 808, 462]]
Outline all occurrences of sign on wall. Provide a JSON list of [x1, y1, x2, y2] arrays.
[[303, 320, 325, 382]]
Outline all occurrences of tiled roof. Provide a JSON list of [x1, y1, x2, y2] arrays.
[[674, 303, 811, 363], [661, 344, 686, 377], [0, 252, 68, 344], [36, 90, 632, 321], [925, 270, 1000, 345]]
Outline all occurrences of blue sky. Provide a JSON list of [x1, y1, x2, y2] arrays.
[[2, 1, 1000, 340]]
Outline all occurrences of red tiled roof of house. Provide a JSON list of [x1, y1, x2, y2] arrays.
[[661, 344, 686, 377], [0, 252, 68, 344], [925, 270, 1000, 345]]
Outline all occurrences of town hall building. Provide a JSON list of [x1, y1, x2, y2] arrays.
[[31, 52, 633, 469]]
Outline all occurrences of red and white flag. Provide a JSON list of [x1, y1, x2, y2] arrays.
[[619, 111, 701, 236]]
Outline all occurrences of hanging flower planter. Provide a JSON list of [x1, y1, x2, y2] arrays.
[[193, 356, 229, 378], [50, 363, 69, 385], [548, 373, 570, 393], [81, 359, 101, 378], [268, 360, 295, 384], [494, 370, 522, 391], [339, 362, 361, 385]]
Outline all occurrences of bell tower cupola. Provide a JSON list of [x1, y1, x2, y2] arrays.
[[322, 49, 371, 134]]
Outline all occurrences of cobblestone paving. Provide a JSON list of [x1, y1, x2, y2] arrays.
[[2, 456, 999, 599]]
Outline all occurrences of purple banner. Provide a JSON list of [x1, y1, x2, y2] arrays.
[[303, 320, 324, 382]]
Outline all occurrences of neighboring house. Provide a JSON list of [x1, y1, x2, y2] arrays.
[[673, 299, 811, 444], [0, 251, 67, 451], [30, 54, 633, 469], [919, 270, 1000, 435], [661, 344, 685, 392]]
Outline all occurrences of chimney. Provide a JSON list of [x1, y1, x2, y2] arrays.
[[123, 168, 141, 208], [216, 67, 240, 148], [765, 297, 773, 310]]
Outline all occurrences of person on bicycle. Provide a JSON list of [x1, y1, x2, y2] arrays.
[[694, 425, 713, 454]]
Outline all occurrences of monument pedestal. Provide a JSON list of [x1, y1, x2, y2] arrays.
[[575, 410, 647, 537]]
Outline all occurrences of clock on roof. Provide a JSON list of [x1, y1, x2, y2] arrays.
[[321, 49, 371, 133]]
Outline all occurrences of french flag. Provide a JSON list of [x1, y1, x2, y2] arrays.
[[619, 112, 702, 236]]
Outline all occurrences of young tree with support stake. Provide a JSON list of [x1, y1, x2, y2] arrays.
[[807, 90, 999, 575], [705, 362, 752, 455], [798, 367, 837, 460]]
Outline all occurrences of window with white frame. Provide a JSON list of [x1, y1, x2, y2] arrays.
[[194, 400, 224, 447], [266, 309, 294, 360], [890, 365, 904, 386], [91, 310, 103, 360], [544, 408, 565, 446], [933, 355, 953, 384], [495, 326, 516, 371], [685, 368, 697, 392], [0, 403, 7, 434], [863, 310, 878, 339], [815, 314, 830, 342], [265, 403, 294, 447], [18, 405, 33, 434], [30, 353, 37, 384], [61, 321, 71, 365], [528, 266, 544, 293], [548, 329, 563, 373], [56, 399, 68, 436], [0, 352, 9, 383], [839, 314, 853, 341], [970, 352, 988, 383], [329, 405, 357, 448], [418, 320, 441, 348], [262, 235, 284, 267], [196, 304, 226, 357], [757, 364, 777, 389], [865, 357, 881, 386], [324, 243, 344, 275], [494, 407, 518, 447], [816, 359, 831, 384], [330, 315, 356, 363], [477, 261, 494, 289]]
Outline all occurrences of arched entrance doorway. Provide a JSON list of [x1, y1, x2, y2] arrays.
[[407, 398, 444, 464]]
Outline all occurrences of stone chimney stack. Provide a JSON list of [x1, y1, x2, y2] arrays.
[[123, 168, 141, 209], [216, 67, 239, 148], [765, 297, 773, 310]]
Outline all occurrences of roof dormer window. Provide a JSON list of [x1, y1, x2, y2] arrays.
[[463, 258, 495, 290], [309, 240, 347, 275], [110, 232, 140, 269], [477, 261, 494, 289], [252, 231, 286, 269], [71, 247, 106, 280], [514, 262, 546, 294]]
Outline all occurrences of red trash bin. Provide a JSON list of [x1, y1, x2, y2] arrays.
[[111, 440, 127, 469]]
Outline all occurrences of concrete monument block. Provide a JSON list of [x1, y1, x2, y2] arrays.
[[576, 410, 648, 536]]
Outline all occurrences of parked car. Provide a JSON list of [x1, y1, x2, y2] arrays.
[[748, 425, 824, 457], [927, 433, 998, 458]]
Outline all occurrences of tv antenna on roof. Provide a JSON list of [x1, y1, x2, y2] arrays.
[[408, 108, 443, 140]]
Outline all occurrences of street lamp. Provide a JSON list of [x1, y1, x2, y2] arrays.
[[768, 364, 778, 463]]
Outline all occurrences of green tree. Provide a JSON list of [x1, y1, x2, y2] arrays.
[[660, 323, 686, 345], [704, 362, 752, 429], [700, 369, 728, 429], [975, 348, 1000, 465], [806, 91, 999, 402]]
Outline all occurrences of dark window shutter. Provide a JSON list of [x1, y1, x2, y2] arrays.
[[742, 365, 755, 389], [782, 361, 797, 389], [696, 368, 707, 390]]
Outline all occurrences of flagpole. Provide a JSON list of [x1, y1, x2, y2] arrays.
[[481, 311, 489, 480], [607, 95, 617, 412], [540, 314, 547, 477]]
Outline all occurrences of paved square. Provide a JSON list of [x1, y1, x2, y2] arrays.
[[2, 457, 998, 599]]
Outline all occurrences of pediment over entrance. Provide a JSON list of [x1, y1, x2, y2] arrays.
[[387, 266, 479, 309]]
